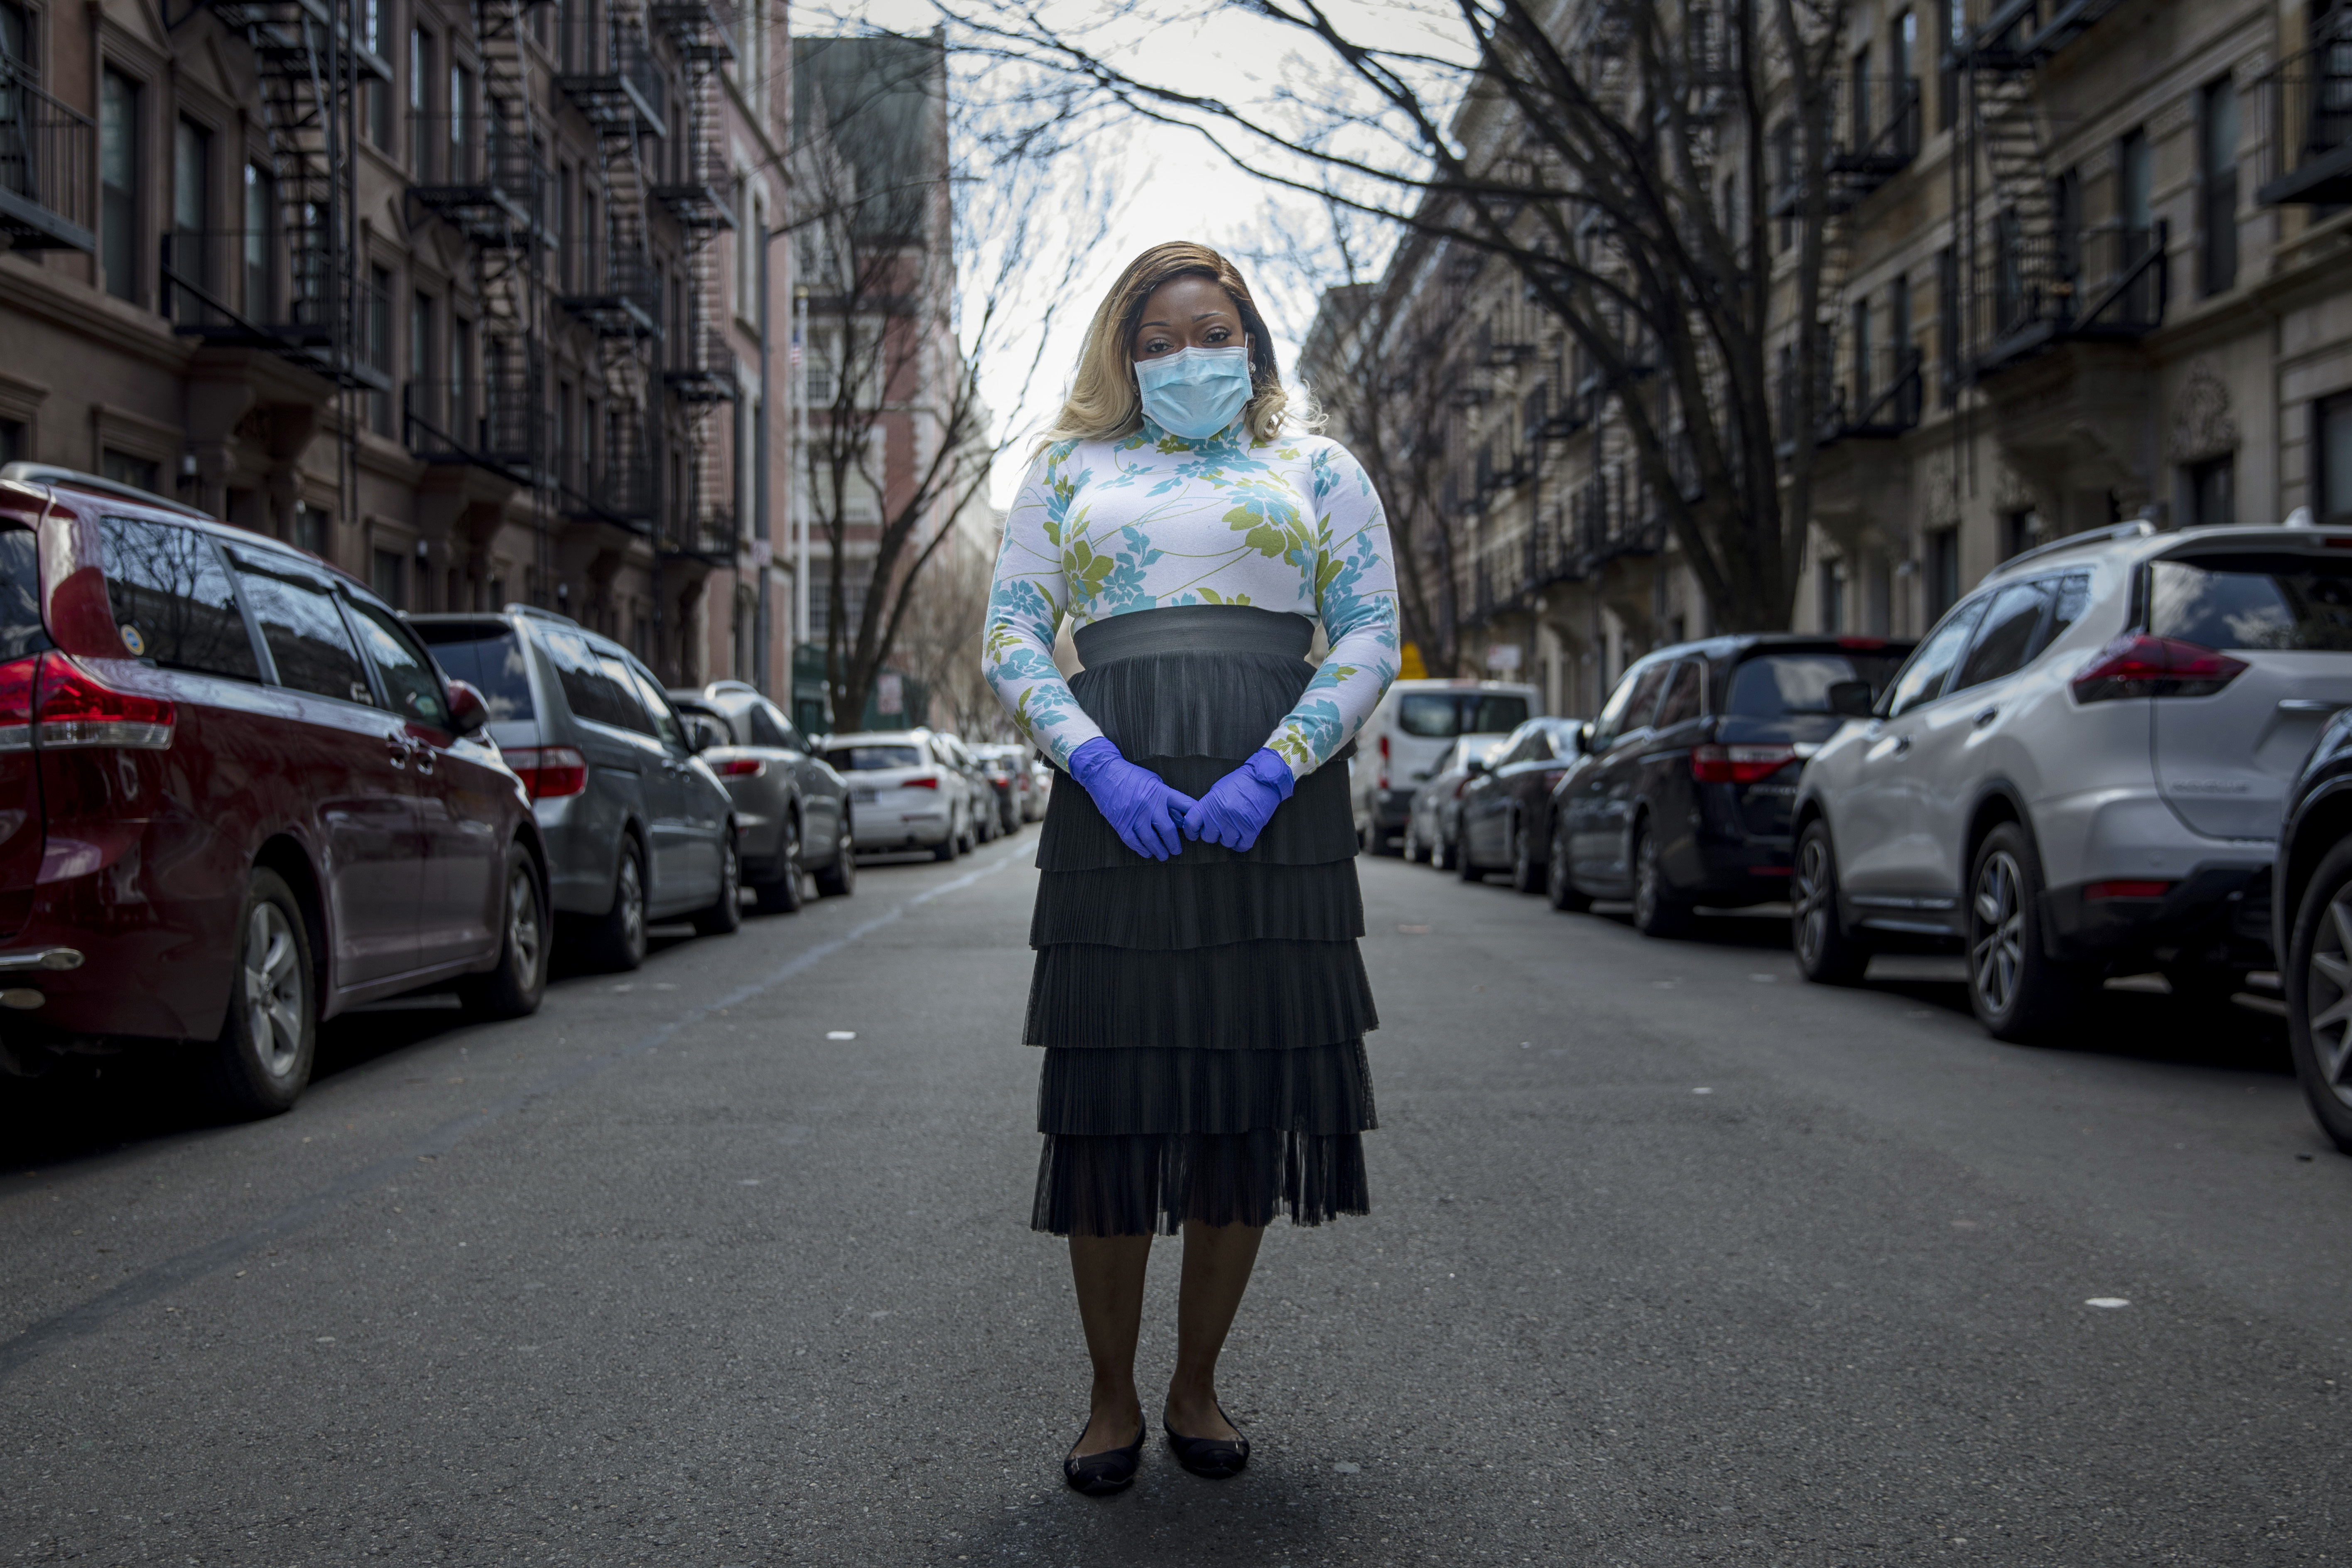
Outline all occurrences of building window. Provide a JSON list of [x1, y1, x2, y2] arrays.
[[363, 0, 391, 148], [243, 164, 272, 319], [2118, 128, 2151, 228], [1926, 525, 1960, 618], [99, 69, 139, 302], [0, 420, 22, 465], [2186, 455, 2235, 528], [409, 29, 431, 175], [294, 502, 326, 558], [1936, 246, 1959, 405], [1937, 0, 1960, 131], [2201, 78, 2239, 295], [171, 119, 208, 307], [101, 449, 158, 493], [371, 547, 406, 608], [449, 64, 469, 173], [409, 291, 433, 437], [1819, 557, 1845, 633], [366, 265, 393, 435], [1851, 296, 1871, 412], [2320, 392, 2352, 525], [2001, 508, 2042, 559]]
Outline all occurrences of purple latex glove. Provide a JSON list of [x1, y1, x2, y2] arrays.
[[1182, 748, 1296, 852], [1067, 736, 1198, 861]]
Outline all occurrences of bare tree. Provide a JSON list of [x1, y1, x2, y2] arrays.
[[792, 37, 1114, 728], [942, 0, 1871, 633]]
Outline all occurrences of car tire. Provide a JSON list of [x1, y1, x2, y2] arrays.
[[1548, 824, 1593, 912], [753, 814, 805, 915], [2284, 838, 2352, 1153], [463, 846, 548, 1019], [1630, 819, 1693, 939], [1792, 820, 1871, 986], [587, 838, 650, 972], [693, 830, 744, 936], [1966, 821, 2088, 1042], [207, 868, 316, 1116], [1437, 827, 1460, 872], [814, 824, 857, 897], [1457, 826, 1483, 881], [932, 832, 957, 863], [1401, 822, 1421, 863], [1510, 815, 1545, 894]]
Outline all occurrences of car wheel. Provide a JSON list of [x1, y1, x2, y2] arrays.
[[932, 830, 958, 862], [1792, 820, 1871, 985], [1966, 822, 2087, 1042], [208, 868, 315, 1116], [1456, 825, 1483, 881], [1510, 815, 1544, 894], [588, 839, 649, 972], [2284, 839, 2352, 1153], [463, 847, 547, 1018], [1548, 824, 1592, 912], [693, 830, 744, 936], [814, 823, 858, 897], [1437, 825, 1459, 872], [1401, 821, 1420, 863], [1631, 820, 1692, 938], [754, 814, 806, 915]]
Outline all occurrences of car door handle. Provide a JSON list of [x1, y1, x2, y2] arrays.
[[386, 737, 410, 768], [1973, 706, 1999, 728], [2279, 698, 2346, 714], [412, 744, 437, 777]]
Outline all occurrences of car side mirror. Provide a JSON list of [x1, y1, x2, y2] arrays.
[[685, 716, 726, 754], [445, 678, 489, 737], [1575, 721, 1594, 755], [1464, 757, 1489, 776], [1826, 680, 1876, 719]]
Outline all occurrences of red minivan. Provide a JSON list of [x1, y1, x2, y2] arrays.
[[0, 464, 547, 1113]]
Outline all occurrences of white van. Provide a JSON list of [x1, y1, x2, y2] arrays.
[[1350, 679, 1541, 852]]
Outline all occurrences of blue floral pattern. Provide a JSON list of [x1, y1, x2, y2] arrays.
[[984, 416, 1401, 778]]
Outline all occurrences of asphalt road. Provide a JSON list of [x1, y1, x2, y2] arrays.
[[2, 825, 2346, 1566]]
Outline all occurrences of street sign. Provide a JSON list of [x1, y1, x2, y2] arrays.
[[1486, 643, 1523, 672]]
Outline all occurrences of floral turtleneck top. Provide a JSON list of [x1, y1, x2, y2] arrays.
[[983, 416, 1401, 779]]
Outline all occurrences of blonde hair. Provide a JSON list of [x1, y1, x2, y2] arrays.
[[1035, 241, 1305, 454]]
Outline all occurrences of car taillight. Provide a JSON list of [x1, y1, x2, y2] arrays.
[[717, 758, 765, 778], [2071, 634, 2248, 702], [2085, 880, 2174, 901], [1377, 733, 1390, 791], [904, 774, 939, 790], [505, 744, 588, 800], [33, 654, 174, 749], [0, 654, 36, 753], [1691, 743, 1796, 785]]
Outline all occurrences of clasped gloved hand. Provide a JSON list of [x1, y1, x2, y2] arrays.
[[1067, 736, 1198, 861], [1181, 748, 1296, 853]]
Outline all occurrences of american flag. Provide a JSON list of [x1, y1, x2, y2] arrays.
[[789, 329, 802, 368]]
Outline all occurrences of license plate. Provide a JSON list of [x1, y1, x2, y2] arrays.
[[852, 786, 878, 804]]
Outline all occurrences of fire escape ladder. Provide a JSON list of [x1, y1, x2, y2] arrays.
[[651, 0, 737, 566]]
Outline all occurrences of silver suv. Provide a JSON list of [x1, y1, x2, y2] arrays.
[[1792, 520, 2352, 1039]]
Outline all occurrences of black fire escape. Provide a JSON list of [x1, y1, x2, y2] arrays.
[[651, 0, 737, 567]]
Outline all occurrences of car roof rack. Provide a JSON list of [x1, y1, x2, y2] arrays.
[[0, 461, 216, 522], [1986, 520, 2156, 578]]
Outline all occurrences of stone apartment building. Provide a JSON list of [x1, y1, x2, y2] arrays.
[[0, 0, 795, 688], [1304, 0, 2352, 718]]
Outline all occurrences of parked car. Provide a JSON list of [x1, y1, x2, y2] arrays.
[[974, 744, 1031, 832], [1795, 519, 2352, 1039], [1027, 753, 1053, 820], [669, 682, 856, 912], [0, 462, 547, 1113], [822, 729, 978, 858], [1403, 733, 1513, 869], [410, 606, 740, 972], [933, 732, 998, 844], [1552, 633, 1912, 935], [1457, 717, 1588, 890], [2276, 705, 2352, 1153], [1350, 678, 1539, 853]]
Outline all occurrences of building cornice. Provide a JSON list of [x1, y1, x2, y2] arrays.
[[0, 257, 199, 377]]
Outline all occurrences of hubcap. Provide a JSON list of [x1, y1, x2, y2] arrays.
[[1635, 834, 1658, 923], [2304, 883, 2352, 1109], [1795, 835, 1832, 965], [620, 855, 645, 952], [507, 866, 542, 986], [1550, 830, 1570, 896], [243, 902, 304, 1079], [722, 837, 739, 904], [1971, 849, 2026, 1016]]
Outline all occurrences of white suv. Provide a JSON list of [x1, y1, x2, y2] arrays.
[[1791, 519, 2352, 1039]]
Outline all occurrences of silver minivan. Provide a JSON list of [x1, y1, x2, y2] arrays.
[[413, 607, 740, 970]]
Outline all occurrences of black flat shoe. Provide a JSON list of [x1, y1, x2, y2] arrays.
[[1062, 1416, 1147, 1496], [1163, 1402, 1250, 1480]]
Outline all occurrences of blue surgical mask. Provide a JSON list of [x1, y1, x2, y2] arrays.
[[1134, 344, 1253, 440]]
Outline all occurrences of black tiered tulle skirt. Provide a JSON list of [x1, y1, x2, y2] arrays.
[[1027, 604, 1378, 1237]]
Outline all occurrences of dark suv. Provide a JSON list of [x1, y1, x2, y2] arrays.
[[1547, 634, 1911, 936], [0, 464, 546, 1111]]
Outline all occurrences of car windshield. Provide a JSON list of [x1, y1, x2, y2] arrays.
[[1727, 651, 1906, 716], [0, 528, 51, 663], [827, 744, 922, 771], [415, 625, 536, 722], [1398, 692, 1532, 738], [2149, 555, 2352, 651]]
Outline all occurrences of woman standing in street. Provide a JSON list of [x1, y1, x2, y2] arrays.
[[982, 240, 1400, 1494]]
